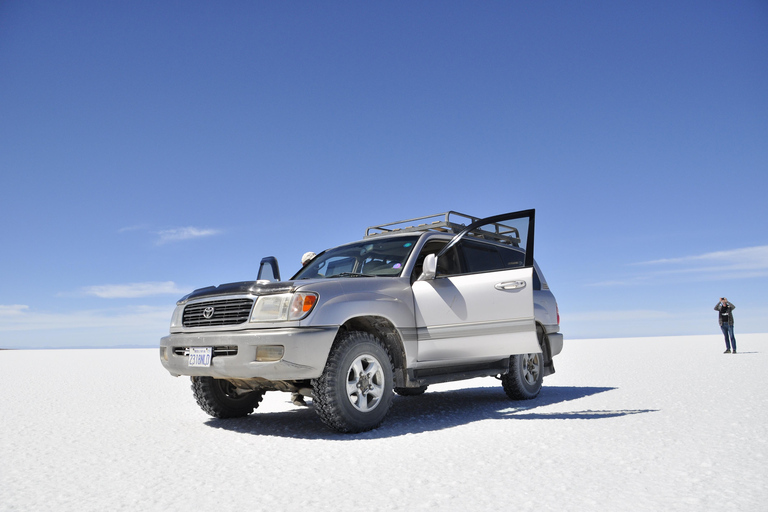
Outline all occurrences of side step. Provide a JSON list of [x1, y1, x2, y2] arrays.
[[407, 358, 510, 387]]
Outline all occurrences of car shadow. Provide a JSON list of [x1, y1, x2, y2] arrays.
[[204, 385, 657, 440]]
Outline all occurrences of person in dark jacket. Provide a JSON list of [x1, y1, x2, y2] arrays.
[[715, 298, 736, 354]]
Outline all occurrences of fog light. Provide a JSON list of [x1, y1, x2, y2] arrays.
[[255, 345, 284, 362]]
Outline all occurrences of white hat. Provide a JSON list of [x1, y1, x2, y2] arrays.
[[301, 252, 316, 265]]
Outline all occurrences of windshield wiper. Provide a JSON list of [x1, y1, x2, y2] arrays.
[[334, 272, 373, 278]]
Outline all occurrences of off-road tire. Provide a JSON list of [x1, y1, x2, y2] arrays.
[[501, 327, 546, 400], [312, 331, 394, 433], [191, 376, 265, 418], [501, 352, 543, 400], [394, 385, 428, 396]]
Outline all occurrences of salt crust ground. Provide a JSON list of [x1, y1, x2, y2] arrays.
[[1, 333, 766, 512]]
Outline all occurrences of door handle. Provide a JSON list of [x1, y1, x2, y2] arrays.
[[495, 280, 526, 290]]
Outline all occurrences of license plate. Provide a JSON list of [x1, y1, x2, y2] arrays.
[[188, 347, 212, 367]]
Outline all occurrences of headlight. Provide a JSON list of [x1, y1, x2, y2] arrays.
[[250, 292, 318, 322]]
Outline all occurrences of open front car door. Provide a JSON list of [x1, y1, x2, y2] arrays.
[[412, 209, 539, 362]]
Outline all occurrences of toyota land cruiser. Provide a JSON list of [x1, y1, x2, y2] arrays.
[[159, 210, 562, 433]]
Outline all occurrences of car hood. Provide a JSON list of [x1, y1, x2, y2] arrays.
[[183, 280, 297, 301], [181, 276, 395, 303]]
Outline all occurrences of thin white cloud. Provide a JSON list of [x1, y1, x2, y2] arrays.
[[595, 245, 768, 287], [0, 305, 30, 316], [637, 245, 768, 271], [156, 227, 220, 244], [118, 225, 147, 233], [82, 281, 185, 299], [0, 305, 173, 332]]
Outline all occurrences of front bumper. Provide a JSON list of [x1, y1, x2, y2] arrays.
[[159, 326, 338, 381]]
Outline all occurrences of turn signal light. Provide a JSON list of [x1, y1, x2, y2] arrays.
[[288, 292, 318, 320]]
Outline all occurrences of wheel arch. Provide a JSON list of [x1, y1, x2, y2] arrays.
[[337, 315, 408, 386]]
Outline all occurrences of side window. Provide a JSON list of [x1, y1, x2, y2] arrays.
[[412, 241, 444, 280], [462, 241, 504, 273], [411, 240, 461, 280], [436, 246, 461, 276]]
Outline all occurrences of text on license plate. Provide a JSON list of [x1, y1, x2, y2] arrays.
[[188, 347, 212, 367]]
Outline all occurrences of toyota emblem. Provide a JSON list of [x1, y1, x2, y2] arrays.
[[202, 306, 215, 319]]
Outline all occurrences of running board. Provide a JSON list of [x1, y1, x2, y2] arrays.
[[407, 358, 510, 387]]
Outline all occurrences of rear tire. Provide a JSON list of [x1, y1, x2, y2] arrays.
[[312, 331, 394, 433], [501, 327, 546, 400], [191, 376, 265, 418], [501, 352, 543, 400]]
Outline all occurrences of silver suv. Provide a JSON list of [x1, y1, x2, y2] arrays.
[[160, 210, 562, 433]]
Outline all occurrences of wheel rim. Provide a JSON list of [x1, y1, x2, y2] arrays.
[[521, 353, 541, 386], [345, 353, 385, 412]]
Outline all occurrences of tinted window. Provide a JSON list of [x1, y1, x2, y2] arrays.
[[412, 240, 445, 280], [411, 240, 461, 278], [498, 246, 525, 269], [461, 241, 529, 274], [462, 241, 504, 273], [436, 245, 461, 275]]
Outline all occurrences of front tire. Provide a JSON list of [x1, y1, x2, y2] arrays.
[[312, 331, 394, 433], [191, 376, 265, 418]]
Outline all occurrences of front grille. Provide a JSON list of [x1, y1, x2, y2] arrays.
[[182, 298, 254, 327], [173, 346, 239, 357]]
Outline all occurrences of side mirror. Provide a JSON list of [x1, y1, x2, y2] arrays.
[[417, 254, 437, 281]]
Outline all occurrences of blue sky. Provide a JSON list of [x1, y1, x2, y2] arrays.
[[1, 1, 766, 348]]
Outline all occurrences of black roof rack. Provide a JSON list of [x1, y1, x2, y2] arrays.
[[365, 211, 521, 245]]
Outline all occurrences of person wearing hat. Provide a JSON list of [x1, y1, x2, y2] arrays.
[[301, 252, 316, 266]]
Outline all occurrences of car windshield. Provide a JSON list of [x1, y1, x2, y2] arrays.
[[292, 236, 420, 279]]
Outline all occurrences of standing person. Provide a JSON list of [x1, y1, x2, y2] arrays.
[[715, 298, 737, 354], [290, 251, 317, 407]]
